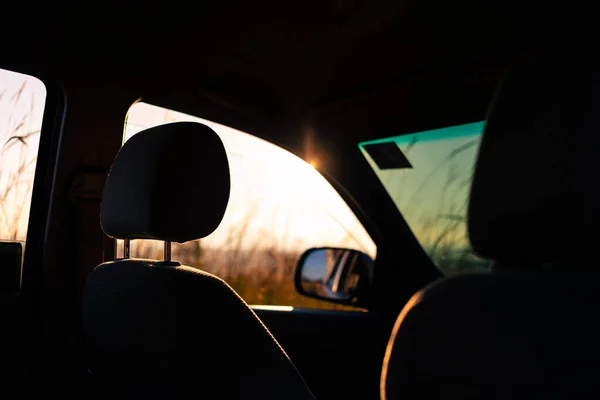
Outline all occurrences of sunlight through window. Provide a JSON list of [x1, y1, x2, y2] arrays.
[[120, 102, 376, 310]]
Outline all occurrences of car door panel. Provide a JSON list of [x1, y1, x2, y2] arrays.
[[256, 308, 396, 400]]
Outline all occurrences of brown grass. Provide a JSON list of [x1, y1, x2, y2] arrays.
[[398, 136, 492, 274], [123, 239, 361, 310], [0, 79, 40, 242]]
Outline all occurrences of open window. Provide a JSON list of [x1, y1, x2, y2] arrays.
[[0, 68, 46, 293], [120, 102, 376, 309]]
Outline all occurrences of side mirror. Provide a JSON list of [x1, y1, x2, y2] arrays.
[[295, 247, 374, 306], [0, 242, 23, 295]]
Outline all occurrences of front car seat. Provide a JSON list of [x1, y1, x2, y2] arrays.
[[380, 36, 600, 399], [82, 122, 315, 400]]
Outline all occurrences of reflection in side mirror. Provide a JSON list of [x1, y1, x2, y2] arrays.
[[295, 247, 374, 306]]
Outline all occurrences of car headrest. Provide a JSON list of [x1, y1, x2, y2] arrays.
[[101, 122, 230, 243], [468, 37, 600, 264]]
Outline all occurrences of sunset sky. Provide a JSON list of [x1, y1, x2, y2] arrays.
[[125, 102, 377, 258]]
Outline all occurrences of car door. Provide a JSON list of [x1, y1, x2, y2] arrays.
[[255, 307, 395, 400], [0, 67, 64, 397]]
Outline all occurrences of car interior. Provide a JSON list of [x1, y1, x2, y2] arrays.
[[0, 1, 597, 399]]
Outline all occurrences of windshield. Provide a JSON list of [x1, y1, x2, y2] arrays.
[[359, 122, 491, 275]]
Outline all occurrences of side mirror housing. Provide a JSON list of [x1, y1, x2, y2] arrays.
[[295, 247, 374, 307]]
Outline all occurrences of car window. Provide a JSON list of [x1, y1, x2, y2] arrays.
[[120, 102, 376, 310], [0, 69, 45, 246], [359, 122, 491, 275]]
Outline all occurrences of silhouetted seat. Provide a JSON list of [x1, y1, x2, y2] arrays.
[[82, 122, 314, 400], [380, 37, 600, 399]]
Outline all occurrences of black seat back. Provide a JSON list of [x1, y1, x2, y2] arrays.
[[381, 36, 600, 399], [83, 122, 314, 399]]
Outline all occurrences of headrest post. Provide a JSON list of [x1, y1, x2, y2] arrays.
[[123, 238, 131, 259], [164, 241, 171, 262]]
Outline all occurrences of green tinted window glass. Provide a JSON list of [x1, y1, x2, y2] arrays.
[[359, 122, 491, 275]]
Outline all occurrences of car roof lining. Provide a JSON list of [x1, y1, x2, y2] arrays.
[[1, 1, 592, 153]]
